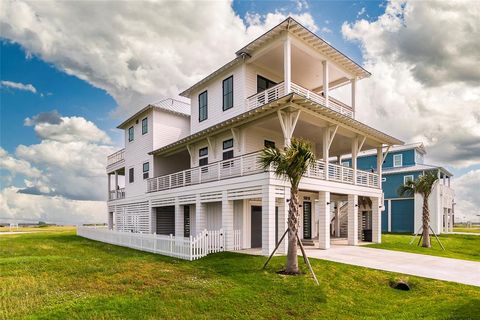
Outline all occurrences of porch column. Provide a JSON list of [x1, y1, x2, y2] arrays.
[[174, 199, 183, 237], [376, 146, 383, 184], [347, 194, 359, 245], [351, 137, 358, 185], [195, 195, 206, 235], [222, 191, 234, 250], [262, 185, 276, 256], [371, 197, 381, 243], [107, 173, 111, 199], [317, 191, 330, 249], [387, 199, 392, 232], [277, 187, 290, 254], [114, 170, 119, 189], [284, 36, 291, 94], [323, 127, 330, 180], [351, 78, 356, 113], [322, 60, 329, 108]]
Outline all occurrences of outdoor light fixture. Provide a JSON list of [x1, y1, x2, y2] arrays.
[[355, 204, 358, 207]]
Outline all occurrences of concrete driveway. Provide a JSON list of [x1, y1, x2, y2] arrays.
[[304, 245, 480, 287]]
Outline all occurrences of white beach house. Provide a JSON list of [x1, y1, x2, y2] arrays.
[[91, 18, 405, 259]]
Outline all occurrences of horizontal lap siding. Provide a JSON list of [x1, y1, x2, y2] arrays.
[[382, 200, 388, 232], [391, 199, 414, 233]]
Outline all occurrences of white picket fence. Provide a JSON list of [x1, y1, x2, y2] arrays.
[[77, 226, 241, 261]]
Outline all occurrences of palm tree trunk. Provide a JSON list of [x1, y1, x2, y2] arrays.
[[285, 188, 299, 274], [421, 195, 431, 248]]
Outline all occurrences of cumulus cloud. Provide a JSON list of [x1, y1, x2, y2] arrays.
[[24, 110, 63, 126], [0, 1, 316, 117], [342, 0, 480, 168], [0, 187, 106, 224], [0, 80, 37, 93], [452, 170, 480, 222]]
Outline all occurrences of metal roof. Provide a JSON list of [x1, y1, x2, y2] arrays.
[[383, 164, 453, 177], [149, 92, 403, 156], [180, 17, 370, 98], [117, 98, 190, 129]]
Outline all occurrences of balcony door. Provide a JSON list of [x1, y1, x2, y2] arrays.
[[303, 201, 312, 239], [257, 75, 277, 93]]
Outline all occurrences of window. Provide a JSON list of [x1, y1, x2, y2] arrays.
[[198, 91, 208, 122], [222, 76, 233, 111], [393, 154, 403, 167], [222, 139, 234, 161], [184, 206, 190, 237], [143, 162, 149, 179], [199, 147, 208, 166], [342, 161, 350, 167], [404, 175, 414, 185], [264, 140, 275, 149], [129, 168, 134, 183], [142, 117, 148, 135], [257, 75, 277, 93], [128, 126, 134, 142]]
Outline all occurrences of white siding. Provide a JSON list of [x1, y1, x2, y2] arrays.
[[206, 202, 222, 231], [152, 109, 190, 150], [245, 63, 283, 99], [190, 64, 246, 134], [243, 126, 285, 154]]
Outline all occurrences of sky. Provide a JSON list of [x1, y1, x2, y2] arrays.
[[0, 0, 479, 224]]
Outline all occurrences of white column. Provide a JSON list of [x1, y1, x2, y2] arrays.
[[351, 78, 356, 112], [334, 201, 341, 237], [352, 137, 358, 185], [377, 146, 383, 183], [323, 127, 330, 180], [347, 194, 358, 245], [262, 185, 276, 256], [114, 170, 119, 189], [322, 60, 329, 108], [284, 36, 291, 94], [277, 187, 289, 254], [371, 197, 381, 243], [317, 191, 330, 249], [222, 191, 234, 250], [195, 195, 206, 235], [107, 173, 111, 198], [387, 199, 392, 232], [174, 199, 183, 237]]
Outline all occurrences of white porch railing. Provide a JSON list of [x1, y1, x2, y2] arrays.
[[245, 82, 354, 118], [108, 188, 125, 200], [147, 152, 264, 193], [77, 226, 242, 261], [107, 148, 125, 166]]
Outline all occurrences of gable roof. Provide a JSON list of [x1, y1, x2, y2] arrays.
[[342, 142, 426, 160], [117, 98, 190, 129], [383, 164, 453, 177], [180, 17, 370, 97]]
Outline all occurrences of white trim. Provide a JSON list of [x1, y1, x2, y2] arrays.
[[381, 177, 386, 182], [393, 154, 403, 167], [342, 161, 350, 167], [404, 175, 414, 185], [387, 199, 392, 232]]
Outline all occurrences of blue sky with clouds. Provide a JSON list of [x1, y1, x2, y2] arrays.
[[1, 0, 479, 223]]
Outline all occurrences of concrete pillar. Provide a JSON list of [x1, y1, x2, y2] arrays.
[[284, 36, 291, 94], [195, 195, 206, 235], [371, 197, 381, 243], [174, 199, 183, 237], [322, 60, 329, 108], [317, 191, 330, 249], [222, 191, 234, 250], [277, 187, 290, 254], [262, 185, 276, 256], [348, 194, 358, 245]]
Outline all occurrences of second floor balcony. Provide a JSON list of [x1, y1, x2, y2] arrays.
[[107, 148, 125, 172], [147, 151, 379, 193]]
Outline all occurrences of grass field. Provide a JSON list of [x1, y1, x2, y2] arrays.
[[1, 228, 479, 319], [453, 227, 480, 234], [367, 233, 480, 262], [0, 226, 77, 233]]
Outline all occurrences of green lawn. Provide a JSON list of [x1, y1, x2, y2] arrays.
[[367, 233, 480, 262], [453, 227, 480, 234], [1, 229, 479, 319]]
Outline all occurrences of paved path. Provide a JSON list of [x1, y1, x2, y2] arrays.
[[304, 245, 480, 287]]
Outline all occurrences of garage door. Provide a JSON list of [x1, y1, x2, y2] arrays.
[[391, 199, 414, 233], [156, 206, 175, 235]]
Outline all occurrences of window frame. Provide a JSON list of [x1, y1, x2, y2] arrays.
[[128, 167, 134, 183], [141, 117, 148, 135], [264, 140, 275, 149], [404, 175, 414, 185], [393, 154, 403, 167], [128, 126, 134, 142], [222, 138, 234, 164], [257, 75, 277, 93], [222, 76, 234, 111], [198, 90, 208, 122], [199, 147, 208, 166], [143, 162, 149, 179], [342, 161, 350, 167]]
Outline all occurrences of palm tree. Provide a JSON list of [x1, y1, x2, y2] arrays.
[[398, 170, 439, 248], [259, 138, 316, 274]]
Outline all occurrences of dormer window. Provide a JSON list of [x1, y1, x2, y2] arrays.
[[393, 154, 403, 167], [223, 76, 233, 111], [199, 91, 208, 122]]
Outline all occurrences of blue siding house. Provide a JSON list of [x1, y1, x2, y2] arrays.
[[343, 143, 455, 234]]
